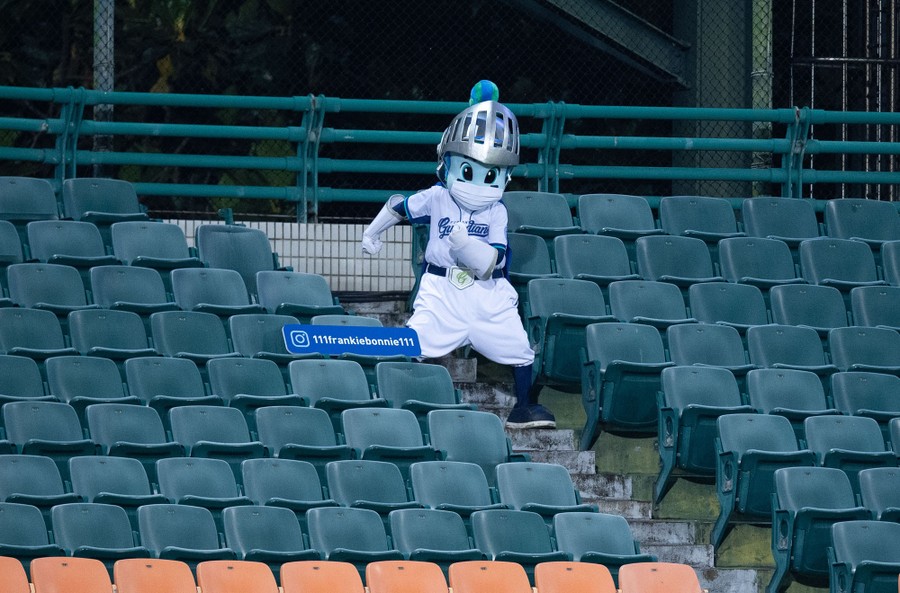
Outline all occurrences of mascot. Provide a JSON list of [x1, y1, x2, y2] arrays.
[[361, 80, 555, 429]]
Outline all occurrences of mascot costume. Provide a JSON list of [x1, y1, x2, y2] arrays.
[[361, 80, 555, 429]]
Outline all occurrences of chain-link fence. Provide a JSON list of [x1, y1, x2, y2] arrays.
[[2, 0, 899, 217]]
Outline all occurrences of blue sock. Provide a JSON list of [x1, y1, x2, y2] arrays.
[[513, 364, 533, 408]]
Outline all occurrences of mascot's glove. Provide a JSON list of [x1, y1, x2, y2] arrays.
[[448, 221, 498, 280], [448, 221, 471, 249], [361, 233, 383, 255], [361, 194, 405, 255]]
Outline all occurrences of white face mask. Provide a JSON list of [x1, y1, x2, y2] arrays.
[[445, 154, 510, 211]]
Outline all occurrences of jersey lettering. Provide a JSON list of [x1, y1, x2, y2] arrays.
[[437, 216, 490, 239]]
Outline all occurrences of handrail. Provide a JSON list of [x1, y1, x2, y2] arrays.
[[1, 85, 899, 221]]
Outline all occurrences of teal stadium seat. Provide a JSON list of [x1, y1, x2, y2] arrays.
[[240, 457, 338, 521], [824, 198, 900, 255], [831, 371, 900, 443], [149, 311, 240, 366], [325, 459, 421, 519], [745, 368, 839, 443], [718, 236, 806, 292], [255, 270, 345, 321], [61, 178, 148, 251], [0, 220, 24, 305], [89, 265, 179, 318], [305, 506, 404, 578], [7, 263, 99, 318], [25, 220, 119, 275], [222, 505, 320, 576], [45, 355, 141, 423], [799, 238, 887, 297], [577, 193, 665, 271], [0, 502, 65, 575], [124, 357, 222, 424], [155, 457, 253, 532], [408, 460, 506, 522], [746, 324, 838, 380], [0, 354, 55, 406], [196, 224, 288, 299], [339, 408, 437, 481], [665, 323, 756, 391], [502, 191, 580, 242], [137, 504, 236, 569], [0, 177, 59, 249], [171, 268, 265, 318], [506, 232, 559, 317], [658, 195, 745, 264], [858, 466, 900, 522], [552, 234, 640, 299], [607, 280, 697, 332], [882, 240, 900, 286], [228, 314, 318, 381], [828, 520, 900, 593], [769, 284, 850, 337], [67, 309, 159, 362], [110, 221, 203, 294], [0, 307, 77, 362], [494, 461, 597, 520], [850, 286, 900, 331], [387, 508, 485, 570], [634, 235, 725, 289], [0, 454, 81, 523], [741, 197, 821, 261], [50, 502, 150, 573], [828, 326, 900, 375]]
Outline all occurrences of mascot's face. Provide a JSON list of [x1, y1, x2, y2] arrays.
[[445, 153, 511, 212]]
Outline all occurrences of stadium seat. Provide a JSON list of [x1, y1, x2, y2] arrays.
[[494, 462, 596, 519], [137, 504, 236, 569], [149, 310, 239, 366], [831, 371, 900, 442], [804, 415, 897, 495], [207, 357, 307, 437], [745, 368, 839, 442], [254, 406, 353, 487], [255, 270, 345, 321], [279, 560, 364, 593], [2, 401, 98, 481], [768, 466, 870, 593], [85, 403, 184, 486], [577, 193, 664, 240], [769, 284, 850, 337], [893, 417, 900, 457], [746, 324, 838, 380], [124, 357, 222, 424], [448, 560, 533, 593], [551, 512, 654, 586], [579, 322, 675, 450], [828, 326, 900, 375], [228, 313, 317, 377], [741, 196, 821, 260], [882, 240, 900, 286], [6, 262, 98, 317], [31, 557, 113, 593], [325, 459, 420, 520], [0, 454, 81, 522], [196, 560, 280, 593], [113, 559, 197, 593], [67, 309, 159, 362], [304, 506, 404, 578], [171, 268, 265, 317], [0, 307, 78, 362], [365, 559, 451, 593], [409, 460, 505, 521], [0, 176, 59, 249], [240, 458, 338, 524], [338, 408, 437, 482], [387, 508, 484, 570], [61, 178, 147, 228], [426, 409, 529, 488], [799, 238, 887, 297], [89, 265, 179, 319], [711, 414, 816, 551], [552, 234, 639, 298], [168, 406, 266, 483], [506, 232, 559, 316], [718, 236, 806, 295], [607, 280, 696, 332], [502, 191, 580, 242], [0, 502, 65, 574], [850, 285, 900, 330], [858, 467, 900, 522], [824, 198, 900, 252], [0, 556, 32, 593], [654, 365, 754, 505], [155, 458, 253, 532], [221, 507, 320, 576], [288, 359, 388, 435], [110, 221, 203, 294], [828, 520, 900, 593], [618, 562, 704, 593], [469, 509, 569, 583], [0, 354, 55, 407], [25, 220, 119, 277], [196, 224, 287, 298], [50, 502, 150, 573], [0, 219, 24, 304], [533, 561, 618, 593], [311, 314, 381, 326], [634, 234, 725, 289], [45, 355, 141, 423], [665, 323, 756, 390], [525, 277, 616, 387], [68, 456, 166, 530], [691, 283, 763, 337], [658, 195, 745, 255]]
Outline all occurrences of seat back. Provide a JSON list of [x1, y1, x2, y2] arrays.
[[0, 501, 57, 547], [883, 240, 900, 286], [659, 196, 740, 237], [824, 198, 900, 243], [279, 561, 364, 593], [688, 282, 769, 329], [828, 326, 900, 371], [311, 314, 381, 326], [7, 263, 89, 308], [111, 221, 195, 263], [61, 178, 143, 220], [69, 455, 155, 502], [0, 454, 69, 500], [850, 285, 900, 328], [196, 561, 279, 593], [427, 410, 513, 487], [3, 401, 86, 444], [0, 177, 59, 229], [409, 460, 495, 510], [507, 232, 554, 276], [137, 504, 226, 556], [608, 280, 690, 323], [51, 502, 139, 553], [0, 308, 69, 354], [0, 219, 24, 268], [746, 369, 830, 415], [503, 191, 575, 232], [741, 197, 820, 243], [799, 237, 881, 284], [0, 556, 35, 593], [207, 357, 289, 401], [68, 309, 154, 356], [388, 508, 476, 557], [774, 466, 859, 511], [86, 403, 169, 448], [171, 268, 254, 311], [89, 265, 171, 309], [553, 234, 634, 279], [169, 405, 255, 450], [26, 220, 109, 262], [113, 559, 197, 593], [533, 561, 617, 593], [804, 415, 891, 462], [222, 507, 308, 556], [255, 271, 342, 321], [124, 356, 207, 403], [617, 562, 703, 593], [635, 235, 717, 282], [746, 324, 830, 368], [255, 406, 339, 449], [717, 236, 800, 284], [470, 509, 556, 556], [666, 323, 749, 367], [46, 355, 127, 403], [858, 467, 900, 521], [196, 224, 278, 296], [831, 520, 900, 569], [31, 557, 113, 593], [156, 457, 243, 501], [288, 359, 372, 405], [448, 561, 532, 593], [585, 322, 667, 373], [325, 460, 411, 507], [240, 458, 328, 505], [831, 371, 900, 417], [149, 311, 232, 358], [661, 365, 743, 409], [341, 407, 425, 449], [552, 512, 640, 560], [365, 560, 450, 593], [769, 284, 849, 330], [374, 361, 458, 407], [305, 506, 393, 554], [0, 354, 48, 400], [528, 277, 609, 318], [577, 194, 657, 235], [495, 462, 580, 510], [229, 313, 302, 359]]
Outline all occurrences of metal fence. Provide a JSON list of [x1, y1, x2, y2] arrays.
[[2, 0, 898, 220]]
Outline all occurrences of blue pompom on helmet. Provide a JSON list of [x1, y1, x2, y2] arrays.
[[437, 80, 520, 169]]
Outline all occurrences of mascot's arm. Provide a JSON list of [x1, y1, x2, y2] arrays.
[[361, 194, 406, 255], [448, 222, 499, 280]]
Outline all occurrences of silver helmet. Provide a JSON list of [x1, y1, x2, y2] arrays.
[[437, 100, 520, 167]]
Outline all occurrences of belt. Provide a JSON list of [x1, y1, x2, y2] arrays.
[[425, 263, 504, 279]]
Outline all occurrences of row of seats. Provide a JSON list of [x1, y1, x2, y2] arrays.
[[0, 555, 710, 593]]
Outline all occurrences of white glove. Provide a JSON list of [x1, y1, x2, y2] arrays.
[[361, 233, 383, 255], [448, 221, 470, 249]]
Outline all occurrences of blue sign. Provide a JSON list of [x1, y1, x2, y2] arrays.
[[282, 324, 422, 357]]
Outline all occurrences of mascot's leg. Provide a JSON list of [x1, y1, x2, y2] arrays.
[[506, 363, 556, 429]]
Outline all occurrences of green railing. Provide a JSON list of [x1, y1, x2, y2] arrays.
[[2, 85, 899, 221]]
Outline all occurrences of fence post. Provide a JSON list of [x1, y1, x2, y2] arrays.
[[93, 0, 115, 177]]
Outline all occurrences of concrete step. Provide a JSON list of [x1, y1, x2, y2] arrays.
[[644, 542, 714, 567], [629, 519, 704, 546], [699, 568, 763, 593]]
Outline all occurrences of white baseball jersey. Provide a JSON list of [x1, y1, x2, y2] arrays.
[[402, 185, 534, 366]]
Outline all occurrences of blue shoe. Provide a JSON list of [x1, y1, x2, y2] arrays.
[[505, 404, 556, 429]]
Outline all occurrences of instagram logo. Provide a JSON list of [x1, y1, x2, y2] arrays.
[[288, 330, 309, 348]]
